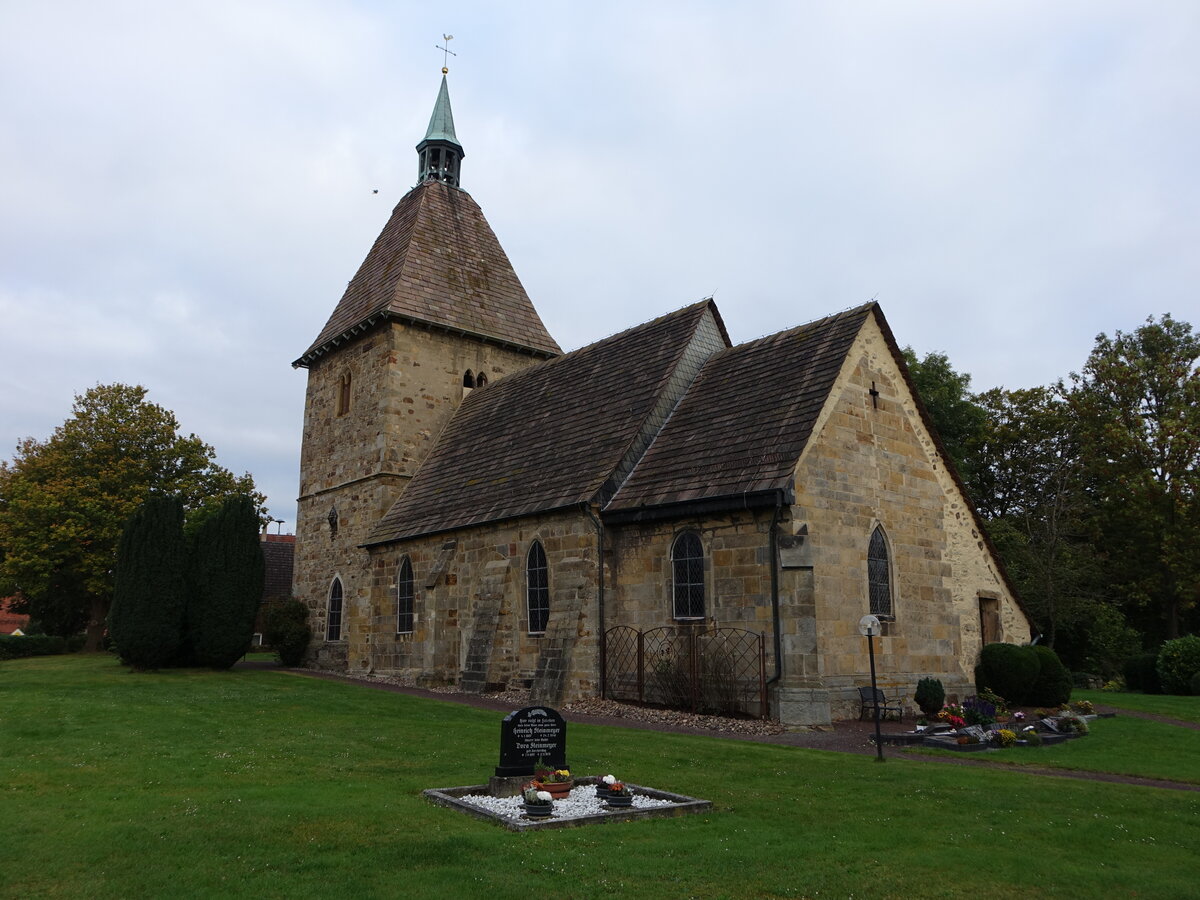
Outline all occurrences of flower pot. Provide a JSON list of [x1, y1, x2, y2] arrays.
[[605, 795, 633, 808], [535, 779, 573, 799], [522, 803, 553, 818], [594, 785, 612, 800]]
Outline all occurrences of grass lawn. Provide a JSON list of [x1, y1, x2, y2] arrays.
[[2, 655, 1197, 899], [1077, 688, 1200, 724]]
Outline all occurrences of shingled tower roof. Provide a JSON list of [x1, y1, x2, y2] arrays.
[[294, 77, 560, 366]]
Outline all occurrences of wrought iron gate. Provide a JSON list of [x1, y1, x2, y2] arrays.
[[601, 624, 768, 719]]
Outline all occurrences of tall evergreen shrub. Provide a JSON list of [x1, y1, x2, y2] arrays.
[[188, 494, 265, 670], [975, 643, 1040, 703], [914, 677, 945, 717], [110, 495, 187, 669]]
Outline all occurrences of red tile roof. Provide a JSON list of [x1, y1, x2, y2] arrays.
[[0, 596, 29, 635], [295, 180, 560, 366]]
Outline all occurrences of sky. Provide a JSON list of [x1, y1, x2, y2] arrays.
[[2, 1, 1198, 534]]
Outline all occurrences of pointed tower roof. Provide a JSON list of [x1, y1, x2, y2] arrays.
[[294, 77, 560, 367], [421, 75, 460, 146]]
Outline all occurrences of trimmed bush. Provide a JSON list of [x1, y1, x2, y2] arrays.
[[187, 494, 265, 670], [0, 634, 66, 660], [263, 598, 311, 667], [914, 677, 945, 717], [1124, 651, 1163, 694], [109, 496, 187, 670], [1027, 645, 1072, 706], [1190, 670, 1200, 696], [1156, 635, 1200, 695], [975, 643, 1040, 704]]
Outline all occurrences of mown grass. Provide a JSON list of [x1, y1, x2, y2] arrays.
[[2, 655, 1197, 899], [1077, 688, 1200, 724]]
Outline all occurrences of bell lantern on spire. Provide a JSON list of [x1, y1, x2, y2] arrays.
[[417, 75, 464, 186]]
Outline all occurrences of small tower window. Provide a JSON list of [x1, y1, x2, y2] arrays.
[[526, 541, 549, 633], [672, 532, 705, 619], [397, 558, 414, 634], [463, 370, 475, 388], [475, 371, 488, 387], [337, 372, 351, 416], [868, 526, 893, 618], [327, 578, 344, 642]]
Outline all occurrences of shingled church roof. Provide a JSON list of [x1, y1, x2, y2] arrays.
[[605, 303, 876, 517], [364, 300, 729, 544], [294, 180, 560, 366]]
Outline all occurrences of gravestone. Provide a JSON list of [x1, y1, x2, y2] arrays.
[[495, 706, 568, 776]]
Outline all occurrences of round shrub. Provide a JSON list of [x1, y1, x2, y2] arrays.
[[1123, 652, 1162, 694], [975, 642, 1040, 704], [263, 598, 312, 667], [1156, 635, 1200, 695], [1027, 645, 1072, 706], [914, 677, 945, 717]]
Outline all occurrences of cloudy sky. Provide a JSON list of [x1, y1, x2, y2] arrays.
[[2, 1, 1198, 533]]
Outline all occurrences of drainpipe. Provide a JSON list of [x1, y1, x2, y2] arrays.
[[584, 503, 606, 695], [766, 494, 784, 701]]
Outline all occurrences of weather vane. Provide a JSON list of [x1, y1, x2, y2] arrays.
[[437, 34, 456, 74]]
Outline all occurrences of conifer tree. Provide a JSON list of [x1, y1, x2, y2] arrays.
[[188, 494, 265, 669], [110, 495, 187, 669]]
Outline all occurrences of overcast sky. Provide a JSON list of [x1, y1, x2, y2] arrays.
[[3, 1, 1198, 534]]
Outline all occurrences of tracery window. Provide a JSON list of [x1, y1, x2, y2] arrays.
[[397, 558, 414, 634], [328, 578, 344, 641], [526, 541, 549, 633], [671, 532, 705, 619], [868, 526, 893, 618]]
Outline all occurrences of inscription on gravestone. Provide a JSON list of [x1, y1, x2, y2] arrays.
[[495, 706, 568, 777]]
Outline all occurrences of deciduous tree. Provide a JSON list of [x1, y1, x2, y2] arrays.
[[0, 384, 266, 650]]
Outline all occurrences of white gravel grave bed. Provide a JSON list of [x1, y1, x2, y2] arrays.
[[424, 781, 712, 831]]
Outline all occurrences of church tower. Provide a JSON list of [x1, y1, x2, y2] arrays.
[[291, 73, 561, 669]]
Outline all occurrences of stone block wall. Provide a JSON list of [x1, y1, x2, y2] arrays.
[[360, 511, 601, 702], [789, 316, 1029, 720], [292, 321, 548, 669]]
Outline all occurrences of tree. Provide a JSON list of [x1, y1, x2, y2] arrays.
[[0, 384, 266, 650], [188, 494, 265, 669], [1070, 315, 1200, 641], [901, 347, 988, 488], [110, 495, 188, 669]]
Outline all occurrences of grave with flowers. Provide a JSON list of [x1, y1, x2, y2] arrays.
[[423, 705, 711, 831]]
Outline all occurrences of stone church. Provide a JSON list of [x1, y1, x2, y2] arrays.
[[291, 75, 1031, 727]]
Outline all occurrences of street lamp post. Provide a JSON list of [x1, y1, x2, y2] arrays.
[[859, 614, 885, 762]]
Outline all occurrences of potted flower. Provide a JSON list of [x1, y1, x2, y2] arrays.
[[595, 774, 617, 799], [605, 780, 634, 808], [533, 763, 573, 798], [915, 717, 928, 733], [521, 784, 554, 818], [937, 704, 966, 730]]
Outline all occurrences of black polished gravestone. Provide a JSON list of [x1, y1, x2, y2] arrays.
[[495, 706, 568, 777]]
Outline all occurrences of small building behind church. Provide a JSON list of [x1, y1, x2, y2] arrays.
[[291, 74, 1031, 727]]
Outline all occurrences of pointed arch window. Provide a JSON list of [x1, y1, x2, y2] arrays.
[[475, 371, 488, 387], [463, 370, 475, 388], [527, 541, 549, 634], [672, 532, 705, 619], [868, 526, 893, 618], [327, 578, 344, 642], [397, 558, 414, 634]]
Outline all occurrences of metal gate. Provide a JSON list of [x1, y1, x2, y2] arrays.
[[601, 624, 768, 719]]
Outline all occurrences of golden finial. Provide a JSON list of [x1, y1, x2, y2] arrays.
[[437, 34, 456, 73]]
